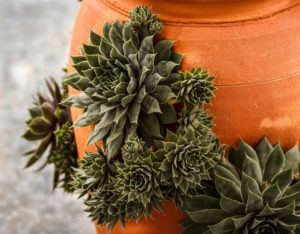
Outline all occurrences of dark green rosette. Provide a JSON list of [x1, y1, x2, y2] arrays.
[[121, 133, 146, 160], [182, 137, 300, 234], [173, 67, 215, 105], [71, 147, 122, 229], [115, 135, 164, 220], [63, 6, 182, 160], [178, 106, 213, 133], [155, 128, 224, 205], [85, 189, 125, 230], [71, 146, 115, 197], [129, 5, 163, 38]]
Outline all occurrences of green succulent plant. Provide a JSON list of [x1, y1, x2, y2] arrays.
[[71, 146, 116, 197], [121, 133, 146, 160], [229, 137, 300, 177], [48, 122, 78, 192], [182, 137, 300, 234], [129, 5, 163, 38], [73, 135, 166, 229], [115, 135, 164, 216], [173, 68, 215, 105], [63, 6, 182, 161], [155, 128, 224, 205], [178, 106, 213, 133], [71, 146, 123, 229], [23, 78, 77, 191], [85, 189, 125, 230]]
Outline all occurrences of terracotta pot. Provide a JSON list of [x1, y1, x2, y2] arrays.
[[68, 0, 300, 233]]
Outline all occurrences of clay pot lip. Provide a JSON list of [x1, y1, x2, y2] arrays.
[[96, 0, 300, 26]]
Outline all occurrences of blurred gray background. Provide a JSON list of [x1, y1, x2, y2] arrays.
[[0, 0, 94, 233]]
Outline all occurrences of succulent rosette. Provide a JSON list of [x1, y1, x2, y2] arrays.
[[85, 189, 125, 230], [129, 6, 163, 38], [178, 106, 213, 133], [72, 147, 123, 229], [71, 146, 116, 197], [23, 78, 77, 191], [173, 67, 215, 105], [121, 134, 146, 160], [155, 128, 224, 205], [115, 135, 164, 217], [63, 6, 182, 160], [182, 137, 300, 234]]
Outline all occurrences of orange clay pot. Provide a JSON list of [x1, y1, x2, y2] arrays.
[[68, 0, 300, 233]]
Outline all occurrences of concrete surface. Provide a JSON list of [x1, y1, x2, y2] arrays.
[[0, 0, 95, 233]]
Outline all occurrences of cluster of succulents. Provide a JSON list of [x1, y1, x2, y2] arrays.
[[22, 4, 300, 234], [65, 5, 225, 230], [23, 78, 78, 192]]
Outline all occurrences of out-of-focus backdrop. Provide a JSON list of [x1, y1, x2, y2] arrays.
[[0, 0, 94, 233]]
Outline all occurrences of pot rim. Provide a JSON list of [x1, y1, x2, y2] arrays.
[[96, 0, 300, 25]]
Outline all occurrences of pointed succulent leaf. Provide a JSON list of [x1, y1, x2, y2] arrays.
[[255, 137, 273, 174], [283, 145, 300, 174], [262, 182, 281, 206], [208, 217, 236, 234], [157, 104, 177, 124], [271, 168, 293, 194], [246, 190, 264, 213], [242, 154, 262, 185], [241, 172, 261, 202], [186, 209, 230, 224], [220, 193, 245, 214], [184, 195, 220, 212], [154, 40, 173, 62], [139, 113, 162, 139], [263, 144, 285, 182], [215, 173, 242, 202], [29, 117, 52, 135], [237, 140, 259, 169]]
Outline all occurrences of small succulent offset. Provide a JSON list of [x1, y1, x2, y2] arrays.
[[178, 106, 213, 133], [85, 189, 125, 230], [48, 122, 77, 192], [63, 5, 182, 160], [155, 128, 224, 205], [182, 137, 300, 234], [23, 78, 77, 191], [71, 147, 123, 229], [71, 146, 115, 197], [121, 133, 146, 160], [173, 68, 215, 105], [129, 6, 163, 38], [115, 135, 164, 218]]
